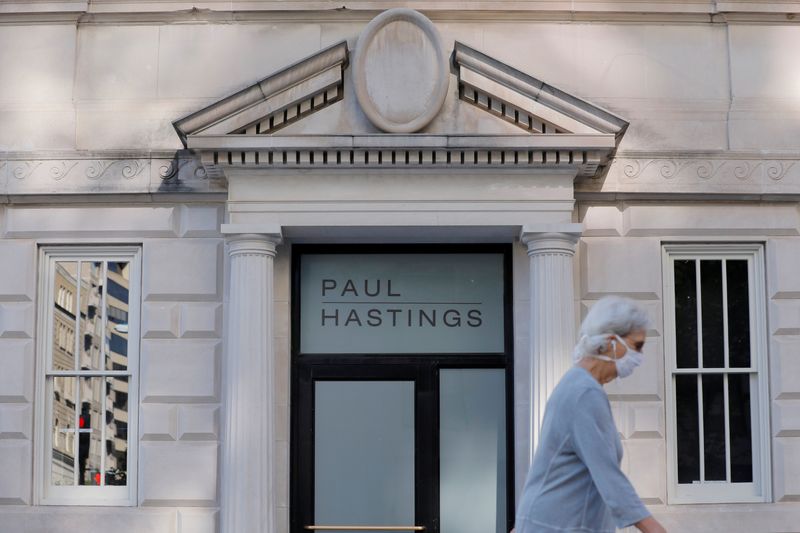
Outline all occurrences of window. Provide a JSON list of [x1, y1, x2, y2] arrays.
[[663, 244, 770, 503], [36, 247, 141, 505]]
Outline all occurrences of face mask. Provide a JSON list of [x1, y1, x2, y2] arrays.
[[594, 335, 644, 379]]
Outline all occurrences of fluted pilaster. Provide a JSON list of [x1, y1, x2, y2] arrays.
[[221, 228, 282, 533], [520, 225, 582, 458]]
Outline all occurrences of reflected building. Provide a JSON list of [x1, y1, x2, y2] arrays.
[[50, 262, 130, 487]]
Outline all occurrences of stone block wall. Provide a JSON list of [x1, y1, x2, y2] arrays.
[[0, 203, 225, 532], [579, 201, 800, 530]]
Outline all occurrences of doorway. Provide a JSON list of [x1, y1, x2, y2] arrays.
[[291, 245, 514, 533]]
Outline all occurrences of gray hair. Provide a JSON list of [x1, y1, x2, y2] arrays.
[[573, 296, 650, 362]]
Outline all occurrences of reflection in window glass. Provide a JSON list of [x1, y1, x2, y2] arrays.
[[78, 377, 103, 486], [44, 250, 138, 502], [105, 262, 129, 371], [52, 377, 76, 486], [105, 376, 128, 486], [80, 262, 104, 371], [52, 262, 78, 371]]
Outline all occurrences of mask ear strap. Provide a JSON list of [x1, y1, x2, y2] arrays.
[[610, 339, 617, 359]]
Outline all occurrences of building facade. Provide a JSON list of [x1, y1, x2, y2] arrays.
[[1, 1, 800, 532]]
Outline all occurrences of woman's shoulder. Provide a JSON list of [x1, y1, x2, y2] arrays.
[[559, 366, 603, 393], [553, 367, 609, 413]]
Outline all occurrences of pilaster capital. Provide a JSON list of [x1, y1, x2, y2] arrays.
[[222, 224, 283, 257], [519, 223, 582, 256]]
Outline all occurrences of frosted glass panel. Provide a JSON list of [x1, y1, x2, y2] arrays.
[[440, 369, 506, 533], [315, 381, 414, 530], [300, 253, 505, 353]]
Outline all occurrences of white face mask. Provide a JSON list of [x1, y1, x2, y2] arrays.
[[595, 334, 644, 379]]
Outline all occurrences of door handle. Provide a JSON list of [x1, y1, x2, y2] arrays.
[[304, 527, 425, 531]]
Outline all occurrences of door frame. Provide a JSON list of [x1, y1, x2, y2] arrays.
[[289, 244, 515, 533]]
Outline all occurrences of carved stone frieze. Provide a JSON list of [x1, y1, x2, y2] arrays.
[[579, 154, 800, 196], [0, 153, 225, 196]]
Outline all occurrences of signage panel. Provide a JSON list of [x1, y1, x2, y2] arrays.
[[299, 253, 505, 354]]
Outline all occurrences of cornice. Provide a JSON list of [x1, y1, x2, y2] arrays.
[[2, 4, 800, 25]]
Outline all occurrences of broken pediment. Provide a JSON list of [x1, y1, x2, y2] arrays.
[[172, 8, 628, 178]]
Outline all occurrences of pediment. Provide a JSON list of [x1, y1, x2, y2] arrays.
[[173, 10, 628, 178]]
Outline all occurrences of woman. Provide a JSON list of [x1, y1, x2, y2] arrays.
[[513, 296, 667, 533]]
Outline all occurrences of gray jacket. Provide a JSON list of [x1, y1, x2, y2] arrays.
[[515, 366, 651, 533]]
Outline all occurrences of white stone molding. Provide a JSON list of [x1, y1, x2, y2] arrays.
[[172, 41, 348, 146], [0, 152, 225, 196], [220, 228, 282, 533], [6, 2, 800, 22], [520, 224, 582, 458], [580, 152, 800, 197], [188, 133, 614, 177], [453, 41, 629, 138], [5, 152, 800, 199], [172, 20, 627, 179], [352, 8, 449, 133]]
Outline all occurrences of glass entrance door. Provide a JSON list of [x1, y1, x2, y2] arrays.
[[294, 365, 434, 533], [314, 380, 417, 531]]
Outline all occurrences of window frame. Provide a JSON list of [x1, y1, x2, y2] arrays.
[[662, 243, 771, 504], [34, 245, 141, 506]]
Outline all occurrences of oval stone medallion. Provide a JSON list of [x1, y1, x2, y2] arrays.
[[352, 8, 449, 133]]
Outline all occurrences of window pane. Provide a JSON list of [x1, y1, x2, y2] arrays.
[[675, 375, 700, 483], [105, 376, 129, 486], [106, 262, 130, 371], [729, 374, 753, 483], [52, 376, 76, 486], [702, 374, 726, 481], [440, 369, 506, 533], [78, 377, 104, 486], [80, 262, 104, 371], [726, 260, 751, 368], [674, 260, 698, 368], [314, 381, 414, 528], [53, 262, 78, 371], [700, 260, 725, 368]]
